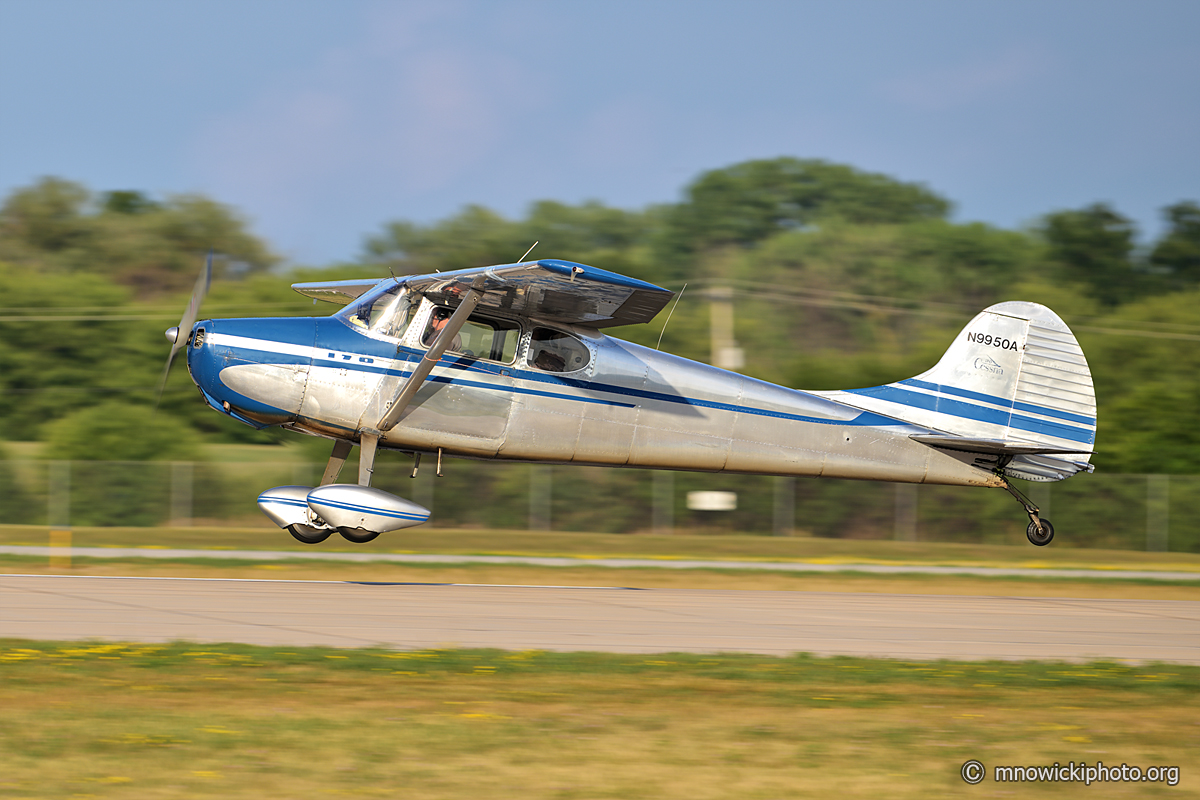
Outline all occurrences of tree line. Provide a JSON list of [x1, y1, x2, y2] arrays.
[[0, 159, 1197, 474]]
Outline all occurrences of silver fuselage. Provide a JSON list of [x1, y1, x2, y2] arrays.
[[187, 299, 1001, 488]]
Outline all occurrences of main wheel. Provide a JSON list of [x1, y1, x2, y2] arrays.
[[338, 527, 381, 544], [288, 524, 332, 544], [1026, 518, 1055, 546]]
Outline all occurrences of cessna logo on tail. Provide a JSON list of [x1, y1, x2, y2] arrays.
[[973, 355, 1004, 375]]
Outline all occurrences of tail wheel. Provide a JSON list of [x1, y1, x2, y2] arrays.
[[339, 527, 381, 544], [288, 524, 332, 544], [1026, 519, 1055, 546]]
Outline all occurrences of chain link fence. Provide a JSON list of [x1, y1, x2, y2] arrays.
[[4, 458, 1196, 552]]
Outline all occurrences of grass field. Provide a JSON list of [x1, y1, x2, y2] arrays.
[[0, 641, 1194, 799], [6, 523, 1200, 601], [4, 554, 1200, 602], [5, 524, 1196, 796]]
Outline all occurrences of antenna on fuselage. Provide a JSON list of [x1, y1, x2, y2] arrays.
[[655, 283, 687, 351], [518, 241, 539, 263]]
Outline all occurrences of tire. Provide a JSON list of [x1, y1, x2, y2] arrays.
[[338, 527, 381, 544], [1026, 519, 1055, 546], [288, 524, 332, 544]]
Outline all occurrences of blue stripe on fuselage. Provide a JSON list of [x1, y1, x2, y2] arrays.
[[848, 384, 1095, 444], [220, 317, 907, 430], [308, 346, 897, 429]]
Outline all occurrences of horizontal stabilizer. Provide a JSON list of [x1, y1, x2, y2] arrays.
[[910, 434, 1093, 456]]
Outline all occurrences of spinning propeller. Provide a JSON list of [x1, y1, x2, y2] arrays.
[[155, 252, 212, 408]]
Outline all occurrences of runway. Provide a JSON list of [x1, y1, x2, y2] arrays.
[[2, 574, 1198, 663]]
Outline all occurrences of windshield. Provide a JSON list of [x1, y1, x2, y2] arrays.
[[338, 282, 415, 339]]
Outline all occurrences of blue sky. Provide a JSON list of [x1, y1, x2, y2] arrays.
[[2, 0, 1197, 265]]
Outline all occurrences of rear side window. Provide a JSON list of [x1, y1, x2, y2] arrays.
[[528, 328, 590, 373]]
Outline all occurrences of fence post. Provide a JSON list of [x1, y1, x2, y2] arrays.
[[653, 471, 674, 534], [773, 477, 795, 536], [894, 483, 917, 542], [48, 461, 70, 568], [293, 462, 314, 487], [170, 462, 194, 527], [413, 467, 434, 519], [529, 465, 551, 531], [1146, 474, 1169, 552]]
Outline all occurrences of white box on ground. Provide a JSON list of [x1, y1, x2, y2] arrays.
[[687, 491, 737, 511]]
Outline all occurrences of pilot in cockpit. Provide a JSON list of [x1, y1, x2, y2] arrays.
[[423, 307, 462, 351]]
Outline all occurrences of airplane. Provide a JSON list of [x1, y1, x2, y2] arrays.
[[162, 256, 1096, 547]]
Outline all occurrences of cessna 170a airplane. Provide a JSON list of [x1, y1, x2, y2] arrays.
[[162, 257, 1095, 547]]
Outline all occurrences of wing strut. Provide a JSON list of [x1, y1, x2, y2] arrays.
[[354, 279, 486, 487], [320, 439, 353, 486]]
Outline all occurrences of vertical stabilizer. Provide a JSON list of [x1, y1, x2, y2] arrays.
[[824, 301, 1096, 479]]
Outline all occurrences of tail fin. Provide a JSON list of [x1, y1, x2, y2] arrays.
[[833, 301, 1096, 480]]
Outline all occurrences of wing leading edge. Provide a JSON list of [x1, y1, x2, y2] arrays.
[[292, 259, 674, 328], [291, 278, 385, 305]]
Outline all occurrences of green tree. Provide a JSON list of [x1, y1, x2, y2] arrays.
[[1150, 200, 1200, 284], [102, 190, 160, 216], [1080, 290, 1200, 473], [42, 402, 204, 526], [0, 177, 91, 255], [1042, 203, 1140, 306], [0, 264, 142, 439], [0, 178, 278, 297], [363, 200, 661, 286], [653, 158, 951, 277], [43, 401, 202, 462], [363, 205, 527, 275]]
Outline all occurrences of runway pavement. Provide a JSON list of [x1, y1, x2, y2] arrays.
[[2, 574, 1198, 663]]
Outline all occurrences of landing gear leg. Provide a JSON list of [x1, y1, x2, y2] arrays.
[[358, 430, 379, 487], [1000, 478, 1054, 546]]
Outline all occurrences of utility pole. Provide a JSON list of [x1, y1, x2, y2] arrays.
[[707, 286, 744, 371]]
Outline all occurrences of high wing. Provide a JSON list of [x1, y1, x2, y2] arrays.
[[292, 278, 386, 305], [293, 259, 674, 328]]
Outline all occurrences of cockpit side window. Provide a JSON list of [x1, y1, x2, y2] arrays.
[[341, 284, 415, 340], [422, 307, 521, 363], [528, 328, 590, 373]]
